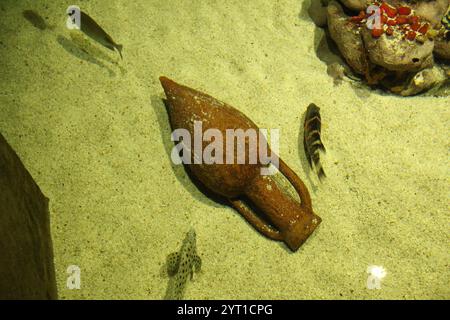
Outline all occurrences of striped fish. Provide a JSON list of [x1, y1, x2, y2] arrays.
[[303, 103, 326, 181]]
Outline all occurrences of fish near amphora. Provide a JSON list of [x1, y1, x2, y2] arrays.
[[159, 77, 321, 251], [67, 7, 123, 59]]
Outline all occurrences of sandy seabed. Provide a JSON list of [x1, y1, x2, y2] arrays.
[[0, 0, 448, 299]]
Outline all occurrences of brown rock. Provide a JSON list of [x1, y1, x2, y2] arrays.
[[339, 0, 369, 11], [0, 133, 57, 299], [308, 0, 328, 27], [390, 66, 448, 96], [434, 37, 450, 60], [361, 27, 434, 72], [413, 0, 450, 27]]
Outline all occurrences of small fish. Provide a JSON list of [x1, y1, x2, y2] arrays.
[[327, 62, 361, 84], [164, 229, 201, 300], [68, 9, 123, 59], [303, 103, 326, 181], [23, 10, 48, 30], [327, 63, 345, 84]]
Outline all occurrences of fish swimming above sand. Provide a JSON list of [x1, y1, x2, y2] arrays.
[[164, 229, 201, 300], [67, 8, 123, 59], [303, 103, 326, 181]]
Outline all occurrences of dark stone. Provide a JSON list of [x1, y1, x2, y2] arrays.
[[0, 133, 57, 299]]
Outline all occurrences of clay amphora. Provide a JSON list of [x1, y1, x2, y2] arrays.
[[160, 76, 321, 251]]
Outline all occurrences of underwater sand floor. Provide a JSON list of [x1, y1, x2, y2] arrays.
[[0, 0, 448, 299]]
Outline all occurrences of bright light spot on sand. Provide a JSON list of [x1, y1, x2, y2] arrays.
[[366, 265, 387, 289], [368, 265, 387, 278]]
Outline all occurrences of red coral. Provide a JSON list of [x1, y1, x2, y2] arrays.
[[380, 2, 397, 18], [397, 7, 411, 16], [408, 15, 419, 25], [349, 10, 366, 23], [372, 28, 384, 38], [386, 19, 397, 26], [411, 23, 420, 31], [406, 31, 416, 40], [395, 16, 408, 25], [418, 24, 429, 35]]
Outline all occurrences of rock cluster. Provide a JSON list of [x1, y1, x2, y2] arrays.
[[311, 0, 450, 95]]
